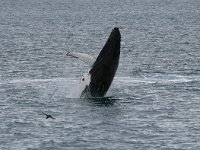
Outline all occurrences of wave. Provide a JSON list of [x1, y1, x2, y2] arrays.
[[114, 74, 200, 84], [0, 77, 77, 85], [1, 74, 199, 86]]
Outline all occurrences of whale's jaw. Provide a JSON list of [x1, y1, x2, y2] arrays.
[[83, 27, 121, 97]]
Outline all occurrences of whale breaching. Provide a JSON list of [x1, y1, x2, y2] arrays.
[[67, 27, 121, 98]]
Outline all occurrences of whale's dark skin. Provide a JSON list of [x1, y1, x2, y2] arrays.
[[82, 27, 121, 97]]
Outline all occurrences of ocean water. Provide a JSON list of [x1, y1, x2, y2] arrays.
[[0, 0, 200, 149]]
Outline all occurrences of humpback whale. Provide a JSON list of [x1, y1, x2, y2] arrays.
[[67, 27, 121, 98]]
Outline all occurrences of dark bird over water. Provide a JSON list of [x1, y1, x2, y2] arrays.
[[42, 112, 55, 119]]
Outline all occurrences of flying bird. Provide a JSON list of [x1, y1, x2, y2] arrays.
[[42, 112, 55, 119]]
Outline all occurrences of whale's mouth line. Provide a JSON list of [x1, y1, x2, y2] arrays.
[[81, 85, 89, 98]]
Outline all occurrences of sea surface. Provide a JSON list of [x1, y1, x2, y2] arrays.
[[0, 0, 200, 149]]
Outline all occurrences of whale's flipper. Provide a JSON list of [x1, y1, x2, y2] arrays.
[[66, 52, 96, 65]]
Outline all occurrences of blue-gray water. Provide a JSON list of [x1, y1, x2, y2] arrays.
[[0, 0, 200, 149]]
